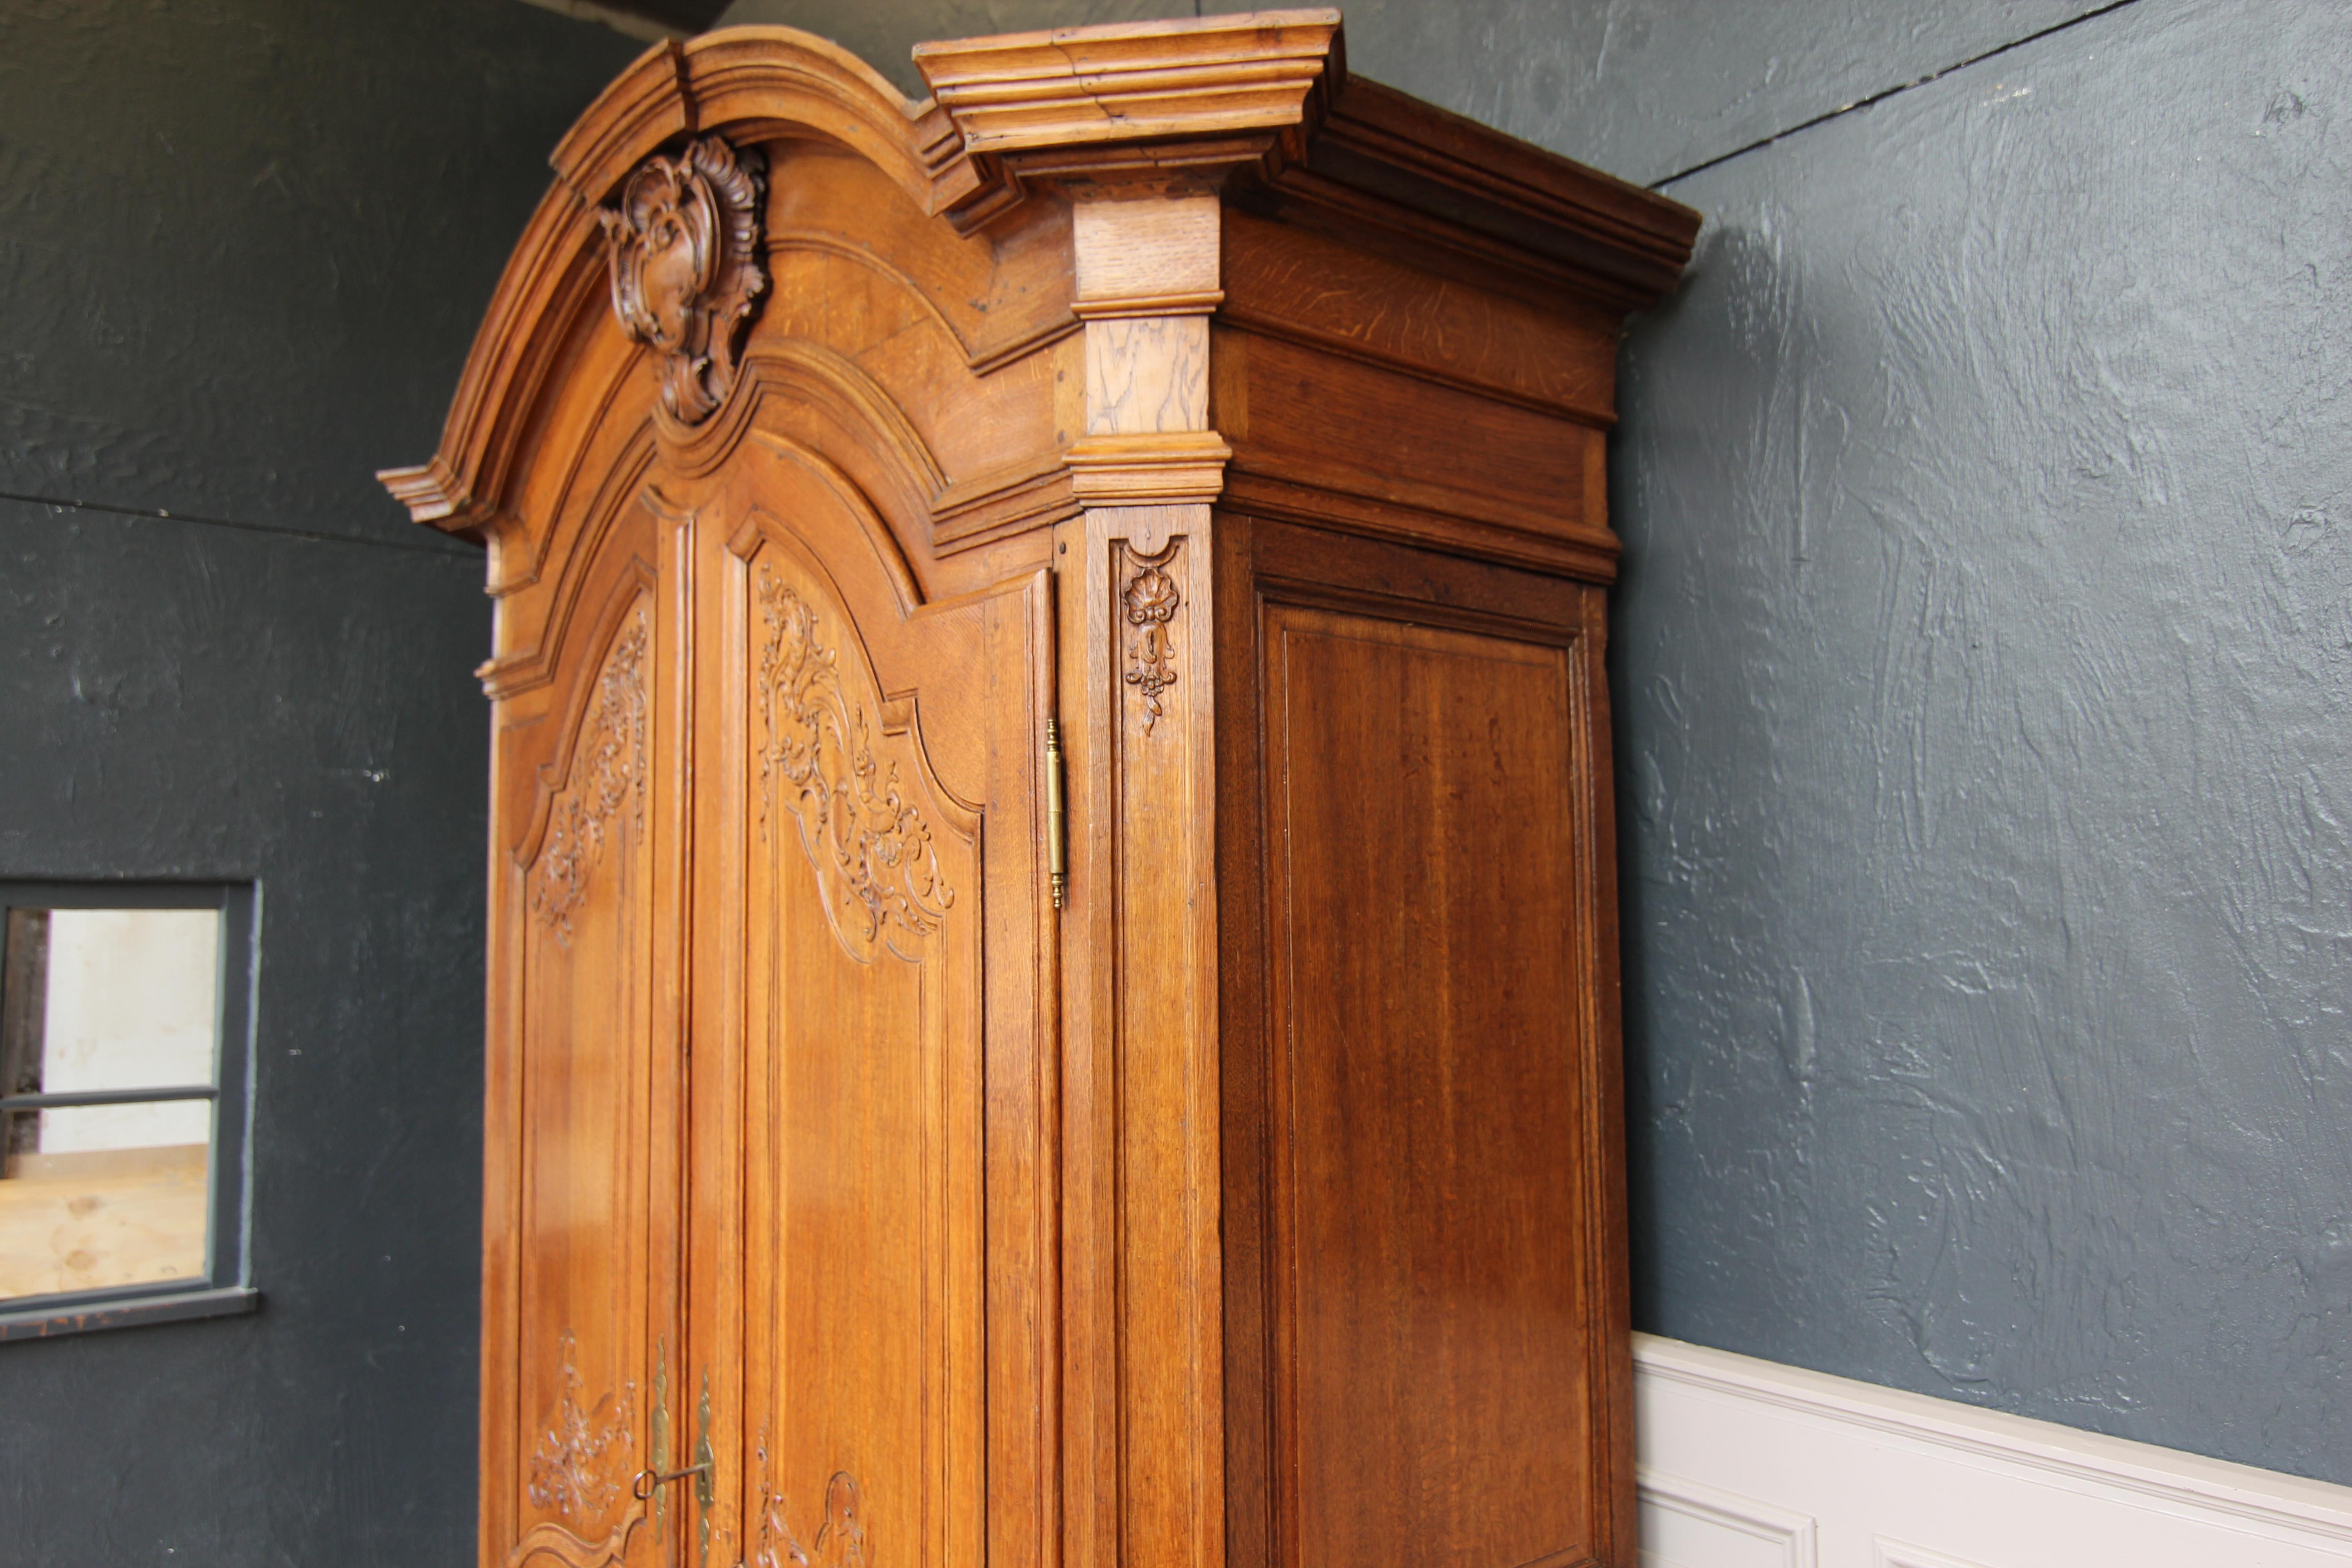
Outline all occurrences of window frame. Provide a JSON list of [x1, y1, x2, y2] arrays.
[[0, 880, 260, 1340]]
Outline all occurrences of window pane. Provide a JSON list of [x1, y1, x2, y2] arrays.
[[39, 908, 221, 1097], [0, 1105, 213, 1299], [0, 905, 224, 1306]]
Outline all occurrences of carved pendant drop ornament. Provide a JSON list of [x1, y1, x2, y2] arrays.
[[1122, 547, 1181, 734], [599, 135, 768, 424]]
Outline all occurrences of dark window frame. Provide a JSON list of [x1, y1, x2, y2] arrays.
[[0, 880, 260, 1341]]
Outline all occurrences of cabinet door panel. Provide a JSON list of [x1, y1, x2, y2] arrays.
[[691, 439, 1053, 1568], [1260, 604, 1601, 1568], [738, 537, 981, 1568], [499, 551, 681, 1568]]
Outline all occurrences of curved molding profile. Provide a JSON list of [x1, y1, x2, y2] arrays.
[[378, 28, 946, 542], [379, 13, 1697, 550], [505, 1515, 646, 1568], [666, 340, 943, 500]]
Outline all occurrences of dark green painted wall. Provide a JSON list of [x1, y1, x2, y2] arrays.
[[1614, 0, 2352, 1486], [0, 2, 637, 1559]]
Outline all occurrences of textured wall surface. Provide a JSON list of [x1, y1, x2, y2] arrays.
[[1318, 0, 2101, 186], [715, 0, 2099, 183], [720, 0, 2352, 1486], [0, 1, 637, 1560], [1613, 0, 2352, 1485], [717, 0, 1190, 96], [0, 0, 637, 547]]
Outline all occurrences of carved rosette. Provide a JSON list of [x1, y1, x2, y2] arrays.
[[532, 610, 649, 943], [600, 135, 768, 424], [755, 564, 954, 962], [1122, 546, 1181, 734], [528, 1334, 637, 1524]]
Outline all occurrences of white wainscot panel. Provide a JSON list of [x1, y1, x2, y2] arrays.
[[1639, 1470, 1816, 1568], [1633, 1333, 2352, 1568]]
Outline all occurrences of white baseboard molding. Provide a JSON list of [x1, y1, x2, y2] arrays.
[[1632, 1333, 2352, 1568]]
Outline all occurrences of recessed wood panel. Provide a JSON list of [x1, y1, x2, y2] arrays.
[[511, 589, 662, 1555], [1262, 603, 1596, 1568], [1219, 210, 1617, 422], [1217, 330, 1607, 546]]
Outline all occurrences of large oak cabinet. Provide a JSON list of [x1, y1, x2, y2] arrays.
[[384, 13, 1696, 1568]]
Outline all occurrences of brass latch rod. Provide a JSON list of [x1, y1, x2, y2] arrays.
[[1045, 716, 1068, 909]]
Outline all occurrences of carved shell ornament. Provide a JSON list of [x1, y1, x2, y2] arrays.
[[600, 135, 768, 424]]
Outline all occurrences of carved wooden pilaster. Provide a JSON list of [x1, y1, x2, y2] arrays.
[[1048, 184, 1233, 1568], [1055, 497, 1222, 1568]]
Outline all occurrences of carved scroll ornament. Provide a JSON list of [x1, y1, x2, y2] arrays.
[[755, 565, 954, 962], [1122, 547, 1181, 734], [532, 610, 649, 943], [600, 135, 768, 424]]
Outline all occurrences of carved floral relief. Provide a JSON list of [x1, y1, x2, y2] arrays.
[[528, 1333, 638, 1524], [600, 135, 769, 424], [532, 609, 649, 943], [1122, 547, 1181, 734], [755, 564, 953, 962]]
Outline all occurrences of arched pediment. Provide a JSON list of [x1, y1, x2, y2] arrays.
[[377, 26, 962, 545]]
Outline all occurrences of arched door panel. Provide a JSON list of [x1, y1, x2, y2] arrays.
[[675, 435, 1054, 1568]]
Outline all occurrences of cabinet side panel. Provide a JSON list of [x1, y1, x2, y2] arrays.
[[1262, 603, 1598, 1568]]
